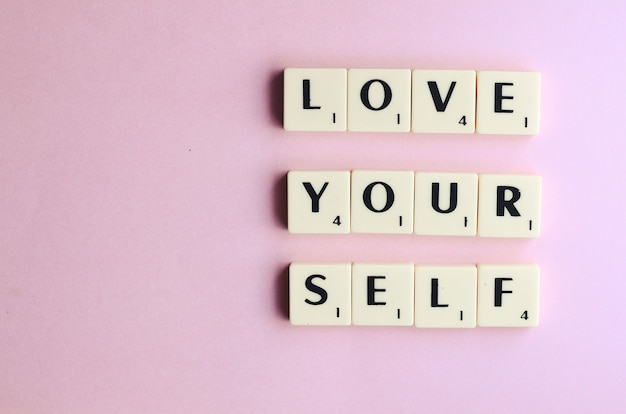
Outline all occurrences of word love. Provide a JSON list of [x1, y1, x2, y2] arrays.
[[284, 68, 541, 134], [290, 263, 540, 328], [288, 170, 542, 237]]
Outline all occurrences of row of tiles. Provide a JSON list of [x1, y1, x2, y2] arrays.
[[290, 262, 540, 328], [284, 69, 541, 135], [288, 171, 542, 237]]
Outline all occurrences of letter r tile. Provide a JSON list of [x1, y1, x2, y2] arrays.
[[478, 174, 542, 238]]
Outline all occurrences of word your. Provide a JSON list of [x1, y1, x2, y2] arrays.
[[289, 262, 540, 327], [284, 68, 541, 134], [288, 170, 542, 237]]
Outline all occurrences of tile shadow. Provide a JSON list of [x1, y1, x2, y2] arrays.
[[273, 173, 288, 229], [275, 264, 289, 320], [268, 70, 283, 127]]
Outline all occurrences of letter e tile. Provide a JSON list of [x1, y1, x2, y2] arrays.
[[476, 71, 541, 135], [352, 263, 414, 326]]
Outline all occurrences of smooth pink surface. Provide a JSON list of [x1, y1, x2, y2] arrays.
[[1, 1, 625, 412]]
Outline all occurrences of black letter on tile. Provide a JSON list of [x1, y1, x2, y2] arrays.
[[494, 278, 513, 307], [428, 81, 456, 112], [431, 182, 458, 214], [363, 182, 395, 213], [494, 83, 514, 113], [496, 186, 521, 217], [360, 79, 392, 111], [367, 276, 387, 305], [302, 80, 321, 109], [304, 275, 328, 305], [303, 182, 329, 213], [431, 278, 449, 308]]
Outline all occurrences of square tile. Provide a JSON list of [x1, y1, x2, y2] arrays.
[[412, 70, 476, 134], [289, 262, 352, 325], [352, 263, 414, 326], [478, 174, 542, 238], [351, 170, 414, 234], [414, 265, 477, 328], [477, 264, 540, 327], [347, 69, 411, 132], [476, 71, 541, 135], [414, 172, 478, 236], [283, 68, 347, 131], [288, 170, 350, 234]]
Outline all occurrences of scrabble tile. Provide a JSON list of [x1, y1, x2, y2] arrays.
[[476, 71, 541, 135], [289, 262, 352, 325], [347, 69, 411, 132], [288, 170, 350, 234], [351, 170, 414, 234], [477, 264, 540, 327], [414, 265, 477, 328], [477, 174, 542, 238], [352, 263, 414, 326], [283, 68, 347, 131], [411, 70, 476, 134], [414, 172, 478, 236]]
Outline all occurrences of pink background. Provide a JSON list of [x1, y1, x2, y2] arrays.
[[1, 1, 625, 412]]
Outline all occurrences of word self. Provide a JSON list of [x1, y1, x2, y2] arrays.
[[283, 68, 541, 135], [289, 262, 540, 328], [287, 170, 542, 238]]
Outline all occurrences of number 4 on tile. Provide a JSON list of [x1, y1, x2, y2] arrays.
[[287, 171, 350, 234], [477, 264, 540, 327]]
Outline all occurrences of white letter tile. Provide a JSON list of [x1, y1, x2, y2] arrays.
[[352, 263, 414, 326], [412, 70, 476, 134], [414, 172, 478, 236], [351, 170, 414, 234], [348, 69, 411, 132], [477, 264, 540, 327], [284, 68, 347, 131], [288, 171, 351, 234], [476, 71, 541, 135], [414, 265, 477, 328], [289, 262, 352, 326], [478, 174, 542, 238]]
